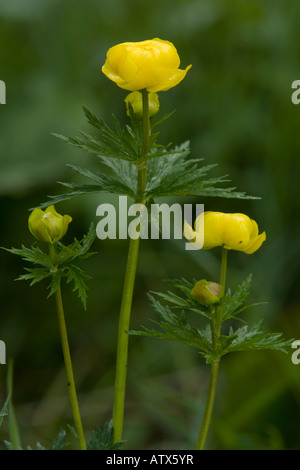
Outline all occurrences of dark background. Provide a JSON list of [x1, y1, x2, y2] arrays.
[[0, 0, 300, 450]]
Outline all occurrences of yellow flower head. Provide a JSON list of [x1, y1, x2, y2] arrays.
[[124, 91, 160, 119], [191, 279, 222, 305], [102, 38, 192, 92], [184, 211, 266, 254], [28, 205, 72, 244]]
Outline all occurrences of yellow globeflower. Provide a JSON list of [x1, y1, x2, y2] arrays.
[[28, 205, 72, 244], [102, 38, 192, 92], [124, 91, 160, 119], [184, 211, 266, 254], [191, 280, 222, 305]]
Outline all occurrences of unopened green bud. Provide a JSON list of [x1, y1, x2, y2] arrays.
[[28, 205, 72, 244], [191, 280, 222, 305], [124, 91, 159, 119]]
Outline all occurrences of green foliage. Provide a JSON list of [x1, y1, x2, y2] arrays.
[[145, 142, 251, 200], [130, 277, 292, 364], [38, 106, 257, 209], [0, 395, 10, 428], [220, 274, 267, 322], [2, 224, 96, 309], [219, 321, 291, 356], [4, 422, 124, 450], [131, 294, 212, 354], [5, 427, 68, 450], [87, 420, 124, 450], [53, 107, 140, 163], [51, 428, 69, 450], [152, 278, 213, 320], [0, 0, 299, 450], [5, 360, 22, 450]]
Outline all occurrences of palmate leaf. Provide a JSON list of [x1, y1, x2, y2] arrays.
[[65, 264, 91, 310], [37, 106, 258, 209], [87, 420, 124, 450], [129, 294, 212, 355], [131, 278, 292, 364], [2, 244, 51, 267], [54, 223, 97, 267], [53, 108, 140, 163], [145, 142, 256, 200], [218, 321, 292, 358], [152, 289, 212, 320], [149, 276, 260, 322], [97, 155, 137, 194], [47, 270, 62, 298], [16, 428, 69, 450], [37, 184, 103, 208], [220, 274, 268, 322], [51, 428, 69, 450], [17, 267, 52, 286], [37, 176, 135, 210], [221, 274, 252, 321], [64, 163, 136, 197], [81, 106, 182, 164], [5, 225, 96, 308]]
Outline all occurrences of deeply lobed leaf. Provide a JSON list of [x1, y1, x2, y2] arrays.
[[4, 225, 96, 308], [130, 278, 292, 364], [37, 107, 258, 209]]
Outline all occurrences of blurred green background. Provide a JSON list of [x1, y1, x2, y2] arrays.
[[1, 0, 300, 450]]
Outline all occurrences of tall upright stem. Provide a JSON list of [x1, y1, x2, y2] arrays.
[[196, 360, 220, 450], [49, 244, 87, 450], [113, 89, 150, 443], [215, 247, 228, 336], [196, 247, 228, 450]]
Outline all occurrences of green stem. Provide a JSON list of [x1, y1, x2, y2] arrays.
[[219, 247, 228, 297], [215, 247, 228, 336], [141, 88, 150, 159], [7, 360, 22, 450], [112, 235, 141, 443], [49, 244, 87, 450], [196, 360, 220, 450], [113, 89, 150, 443], [196, 247, 228, 450]]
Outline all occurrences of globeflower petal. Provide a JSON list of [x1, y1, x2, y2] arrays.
[[148, 65, 192, 92], [184, 211, 266, 254], [241, 231, 267, 254], [28, 205, 72, 244], [102, 38, 191, 92], [222, 213, 254, 248]]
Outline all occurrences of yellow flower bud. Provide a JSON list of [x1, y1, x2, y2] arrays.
[[184, 211, 266, 254], [124, 91, 160, 119], [191, 280, 222, 305], [102, 38, 192, 92], [28, 205, 72, 244]]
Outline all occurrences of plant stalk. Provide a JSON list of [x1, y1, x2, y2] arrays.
[[49, 244, 87, 450], [196, 360, 220, 450], [196, 247, 228, 450], [113, 89, 150, 443]]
